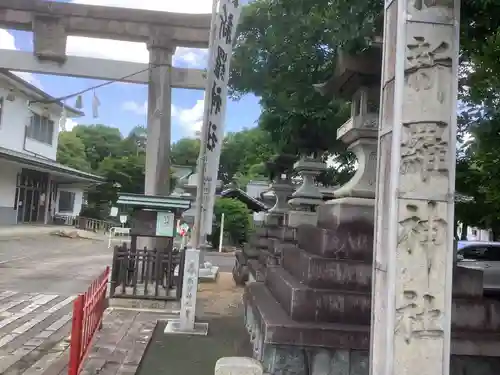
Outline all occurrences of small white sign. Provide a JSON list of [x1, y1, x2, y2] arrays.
[[110, 207, 118, 217], [156, 212, 175, 237]]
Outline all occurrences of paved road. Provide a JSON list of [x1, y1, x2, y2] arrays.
[[0, 235, 111, 375], [203, 251, 235, 273], [0, 235, 236, 375], [0, 235, 111, 295]]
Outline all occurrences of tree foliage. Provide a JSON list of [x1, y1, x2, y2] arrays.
[[57, 131, 91, 172], [210, 197, 251, 249], [230, 0, 358, 156], [171, 138, 200, 167], [72, 124, 123, 170], [228, 0, 500, 235], [458, 1, 500, 237], [58, 124, 167, 218], [219, 127, 275, 184]]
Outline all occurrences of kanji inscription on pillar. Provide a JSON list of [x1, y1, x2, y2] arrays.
[[395, 290, 444, 343], [407, 0, 455, 22], [400, 122, 448, 184], [398, 201, 447, 287], [371, 0, 459, 374]]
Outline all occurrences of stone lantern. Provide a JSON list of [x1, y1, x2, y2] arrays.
[[265, 154, 296, 226], [314, 42, 382, 223]]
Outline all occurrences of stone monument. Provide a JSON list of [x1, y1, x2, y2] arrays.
[[371, 1, 462, 374], [241, 36, 500, 374]]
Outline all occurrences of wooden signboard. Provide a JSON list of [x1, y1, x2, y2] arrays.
[[130, 209, 175, 237]]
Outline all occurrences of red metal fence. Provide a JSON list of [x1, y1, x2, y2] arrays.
[[68, 266, 110, 375]]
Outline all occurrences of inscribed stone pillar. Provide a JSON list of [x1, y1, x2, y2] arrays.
[[370, 1, 459, 375], [145, 38, 175, 197]]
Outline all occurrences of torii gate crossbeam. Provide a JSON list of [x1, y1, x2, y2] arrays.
[[0, 0, 210, 199]]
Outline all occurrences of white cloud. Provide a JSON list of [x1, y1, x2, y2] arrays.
[[0, 29, 43, 89], [122, 99, 204, 136], [175, 100, 205, 136], [122, 100, 148, 115], [66, 0, 211, 68], [122, 100, 179, 116], [64, 118, 78, 131]]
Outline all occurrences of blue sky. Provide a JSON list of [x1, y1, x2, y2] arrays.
[[1, 0, 261, 142]]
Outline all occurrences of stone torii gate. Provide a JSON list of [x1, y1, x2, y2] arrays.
[[0, 0, 210, 196]]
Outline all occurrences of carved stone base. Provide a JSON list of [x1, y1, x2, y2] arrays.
[[244, 282, 500, 375], [319, 197, 374, 228], [288, 210, 318, 227], [262, 346, 369, 375]]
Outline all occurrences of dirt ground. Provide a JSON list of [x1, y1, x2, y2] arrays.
[[136, 273, 252, 375], [197, 272, 244, 315]]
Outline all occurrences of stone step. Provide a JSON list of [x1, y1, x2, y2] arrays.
[[296, 224, 373, 262], [248, 236, 272, 250], [245, 282, 500, 355], [282, 245, 372, 291], [453, 266, 483, 298], [265, 266, 372, 325], [244, 282, 370, 350], [280, 247, 482, 296], [453, 297, 500, 332]]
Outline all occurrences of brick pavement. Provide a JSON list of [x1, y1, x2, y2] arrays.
[[0, 291, 75, 375], [77, 309, 163, 375], [0, 289, 163, 375]]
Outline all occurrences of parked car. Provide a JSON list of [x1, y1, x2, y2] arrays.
[[457, 240, 500, 293]]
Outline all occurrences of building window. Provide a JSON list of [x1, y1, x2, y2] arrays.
[[27, 112, 54, 145], [59, 191, 75, 213]]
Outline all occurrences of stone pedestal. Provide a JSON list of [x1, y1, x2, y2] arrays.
[[244, 211, 374, 374], [243, 208, 500, 374]]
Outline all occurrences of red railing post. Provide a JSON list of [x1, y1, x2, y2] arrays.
[[68, 294, 84, 375], [68, 267, 110, 375]]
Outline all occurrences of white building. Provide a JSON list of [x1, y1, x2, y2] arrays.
[[0, 69, 103, 225], [458, 224, 492, 242]]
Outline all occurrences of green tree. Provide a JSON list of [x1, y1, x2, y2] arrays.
[[210, 198, 251, 249], [56, 131, 91, 172], [219, 128, 275, 184], [171, 138, 200, 166], [121, 125, 147, 156], [230, 0, 362, 156], [73, 124, 124, 170]]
